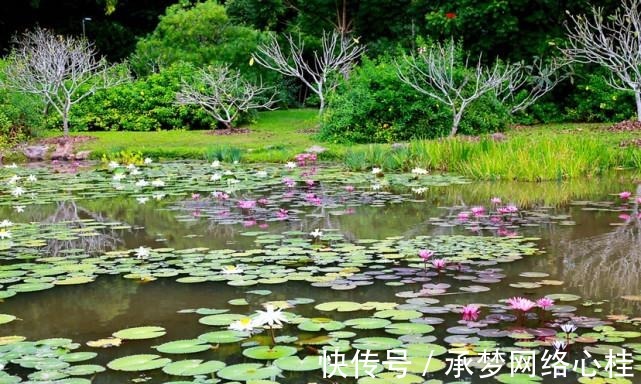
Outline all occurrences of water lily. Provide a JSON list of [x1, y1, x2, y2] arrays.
[[134, 246, 150, 260], [285, 161, 297, 169], [418, 249, 434, 260], [211, 160, 221, 168], [372, 183, 382, 191], [27, 174, 37, 182], [432, 259, 446, 271], [135, 179, 149, 187], [7, 175, 20, 185], [282, 177, 295, 188], [222, 265, 243, 274], [238, 200, 256, 209], [491, 197, 502, 204], [560, 322, 577, 335], [108, 161, 119, 169], [412, 187, 428, 194], [192, 193, 201, 200], [11, 187, 25, 197], [256, 170, 268, 178], [136, 196, 149, 204], [254, 304, 289, 346], [537, 297, 554, 310], [151, 179, 165, 187], [126, 164, 136, 170], [152, 193, 165, 201], [14, 205, 25, 213], [130, 168, 141, 176], [310, 228, 323, 238], [458, 212, 470, 220], [371, 167, 382, 174], [229, 317, 255, 333], [461, 304, 480, 322], [411, 167, 428, 175], [305, 179, 315, 186], [144, 157, 153, 164], [0, 229, 12, 239], [507, 297, 536, 312], [0, 220, 13, 228], [210, 173, 222, 181], [345, 185, 355, 192], [212, 191, 229, 200], [552, 339, 567, 351], [5, 163, 17, 169], [619, 191, 632, 200], [276, 208, 289, 220], [471, 206, 485, 216], [113, 173, 126, 181]]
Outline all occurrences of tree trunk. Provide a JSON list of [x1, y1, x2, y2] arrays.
[[450, 111, 462, 136], [634, 88, 641, 121], [318, 95, 325, 117], [63, 101, 71, 136]]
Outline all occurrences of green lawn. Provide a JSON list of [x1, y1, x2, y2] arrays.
[[36, 109, 641, 181]]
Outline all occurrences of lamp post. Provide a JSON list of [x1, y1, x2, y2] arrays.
[[82, 17, 92, 38]]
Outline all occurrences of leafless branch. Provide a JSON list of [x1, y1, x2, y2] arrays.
[[252, 30, 364, 114], [0, 27, 129, 135], [176, 65, 278, 129], [562, 0, 641, 120], [397, 40, 518, 136]]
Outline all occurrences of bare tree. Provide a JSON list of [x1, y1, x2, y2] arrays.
[[1, 28, 129, 135], [176, 65, 278, 130], [252, 31, 364, 115], [562, 0, 641, 121], [397, 41, 518, 136], [498, 56, 571, 114]]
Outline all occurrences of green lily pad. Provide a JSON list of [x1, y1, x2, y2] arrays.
[[162, 359, 225, 376], [385, 323, 434, 335], [113, 326, 166, 340], [198, 330, 248, 344], [274, 356, 322, 371], [107, 354, 171, 371], [217, 363, 281, 381], [154, 339, 212, 354], [242, 346, 297, 360], [199, 314, 245, 326], [352, 337, 403, 351], [345, 318, 391, 330]]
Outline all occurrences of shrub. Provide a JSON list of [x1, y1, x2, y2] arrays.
[[319, 56, 509, 143], [60, 63, 253, 132]]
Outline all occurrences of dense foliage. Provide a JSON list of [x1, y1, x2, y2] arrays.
[[320, 57, 509, 143]]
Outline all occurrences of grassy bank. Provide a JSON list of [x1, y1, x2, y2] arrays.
[[38, 109, 641, 181]]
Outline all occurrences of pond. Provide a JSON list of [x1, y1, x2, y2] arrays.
[[0, 160, 640, 384]]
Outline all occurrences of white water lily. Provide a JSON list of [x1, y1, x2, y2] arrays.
[[233, 160, 239, 165], [224, 170, 234, 176], [0, 229, 11, 239], [151, 179, 165, 187], [310, 228, 323, 238], [0, 220, 13, 228], [136, 196, 149, 204], [14, 205, 25, 213], [144, 157, 153, 164], [5, 163, 18, 169], [254, 304, 288, 327], [134, 246, 150, 260], [211, 160, 221, 168], [560, 323, 577, 334], [371, 167, 382, 174], [229, 317, 255, 333], [113, 173, 126, 181], [152, 193, 166, 201], [210, 173, 222, 181], [552, 339, 567, 351], [108, 161, 119, 169], [412, 187, 428, 194], [11, 187, 25, 197], [285, 162, 297, 169], [411, 167, 429, 175], [372, 183, 382, 191], [126, 163, 136, 170], [135, 179, 149, 187], [7, 175, 20, 185], [256, 171, 268, 178], [27, 174, 37, 182], [130, 168, 141, 176], [222, 265, 243, 274]]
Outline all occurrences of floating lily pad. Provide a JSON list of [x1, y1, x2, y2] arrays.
[[107, 354, 171, 371], [162, 359, 225, 376], [242, 346, 297, 360], [217, 363, 281, 381], [113, 326, 166, 340], [274, 356, 322, 371], [154, 339, 211, 354]]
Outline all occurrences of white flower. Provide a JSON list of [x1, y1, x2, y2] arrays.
[[233, 160, 239, 165], [152, 193, 165, 201], [11, 187, 25, 197], [371, 167, 382, 174], [552, 339, 567, 351], [136, 196, 149, 204], [113, 173, 126, 181], [134, 246, 150, 260], [310, 228, 323, 238], [127, 163, 136, 170], [285, 162, 297, 169], [210, 173, 222, 181], [0, 220, 13, 228], [0, 229, 11, 239], [5, 163, 18, 169], [372, 183, 382, 191], [560, 323, 577, 334], [411, 167, 428, 175], [222, 265, 243, 275], [130, 169, 141, 176], [229, 317, 255, 333], [224, 170, 234, 176], [256, 171, 268, 178], [151, 179, 165, 187], [7, 175, 20, 185], [27, 174, 37, 182], [412, 187, 428, 194], [14, 205, 25, 213], [135, 179, 149, 187], [211, 160, 221, 168], [108, 161, 119, 169], [254, 304, 288, 327], [144, 157, 153, 164]]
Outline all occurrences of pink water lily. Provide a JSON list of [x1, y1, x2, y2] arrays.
[[457, 212, 470, 221], [461, 304, 480, 322], [345, 185, 355, 192], [536, 297, 555, 310], [257, 198, 269, 205], [619, 191, 632, 200], [491, 197, 502, 204], [418, 249, 434, 261], [471, 206, 485, 216], [282, 177, 295, 188], [276, 208, 289, 220], [507, 297, 536, 312], [238, 200, 256, 209], [432, 259, 446, 270]]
